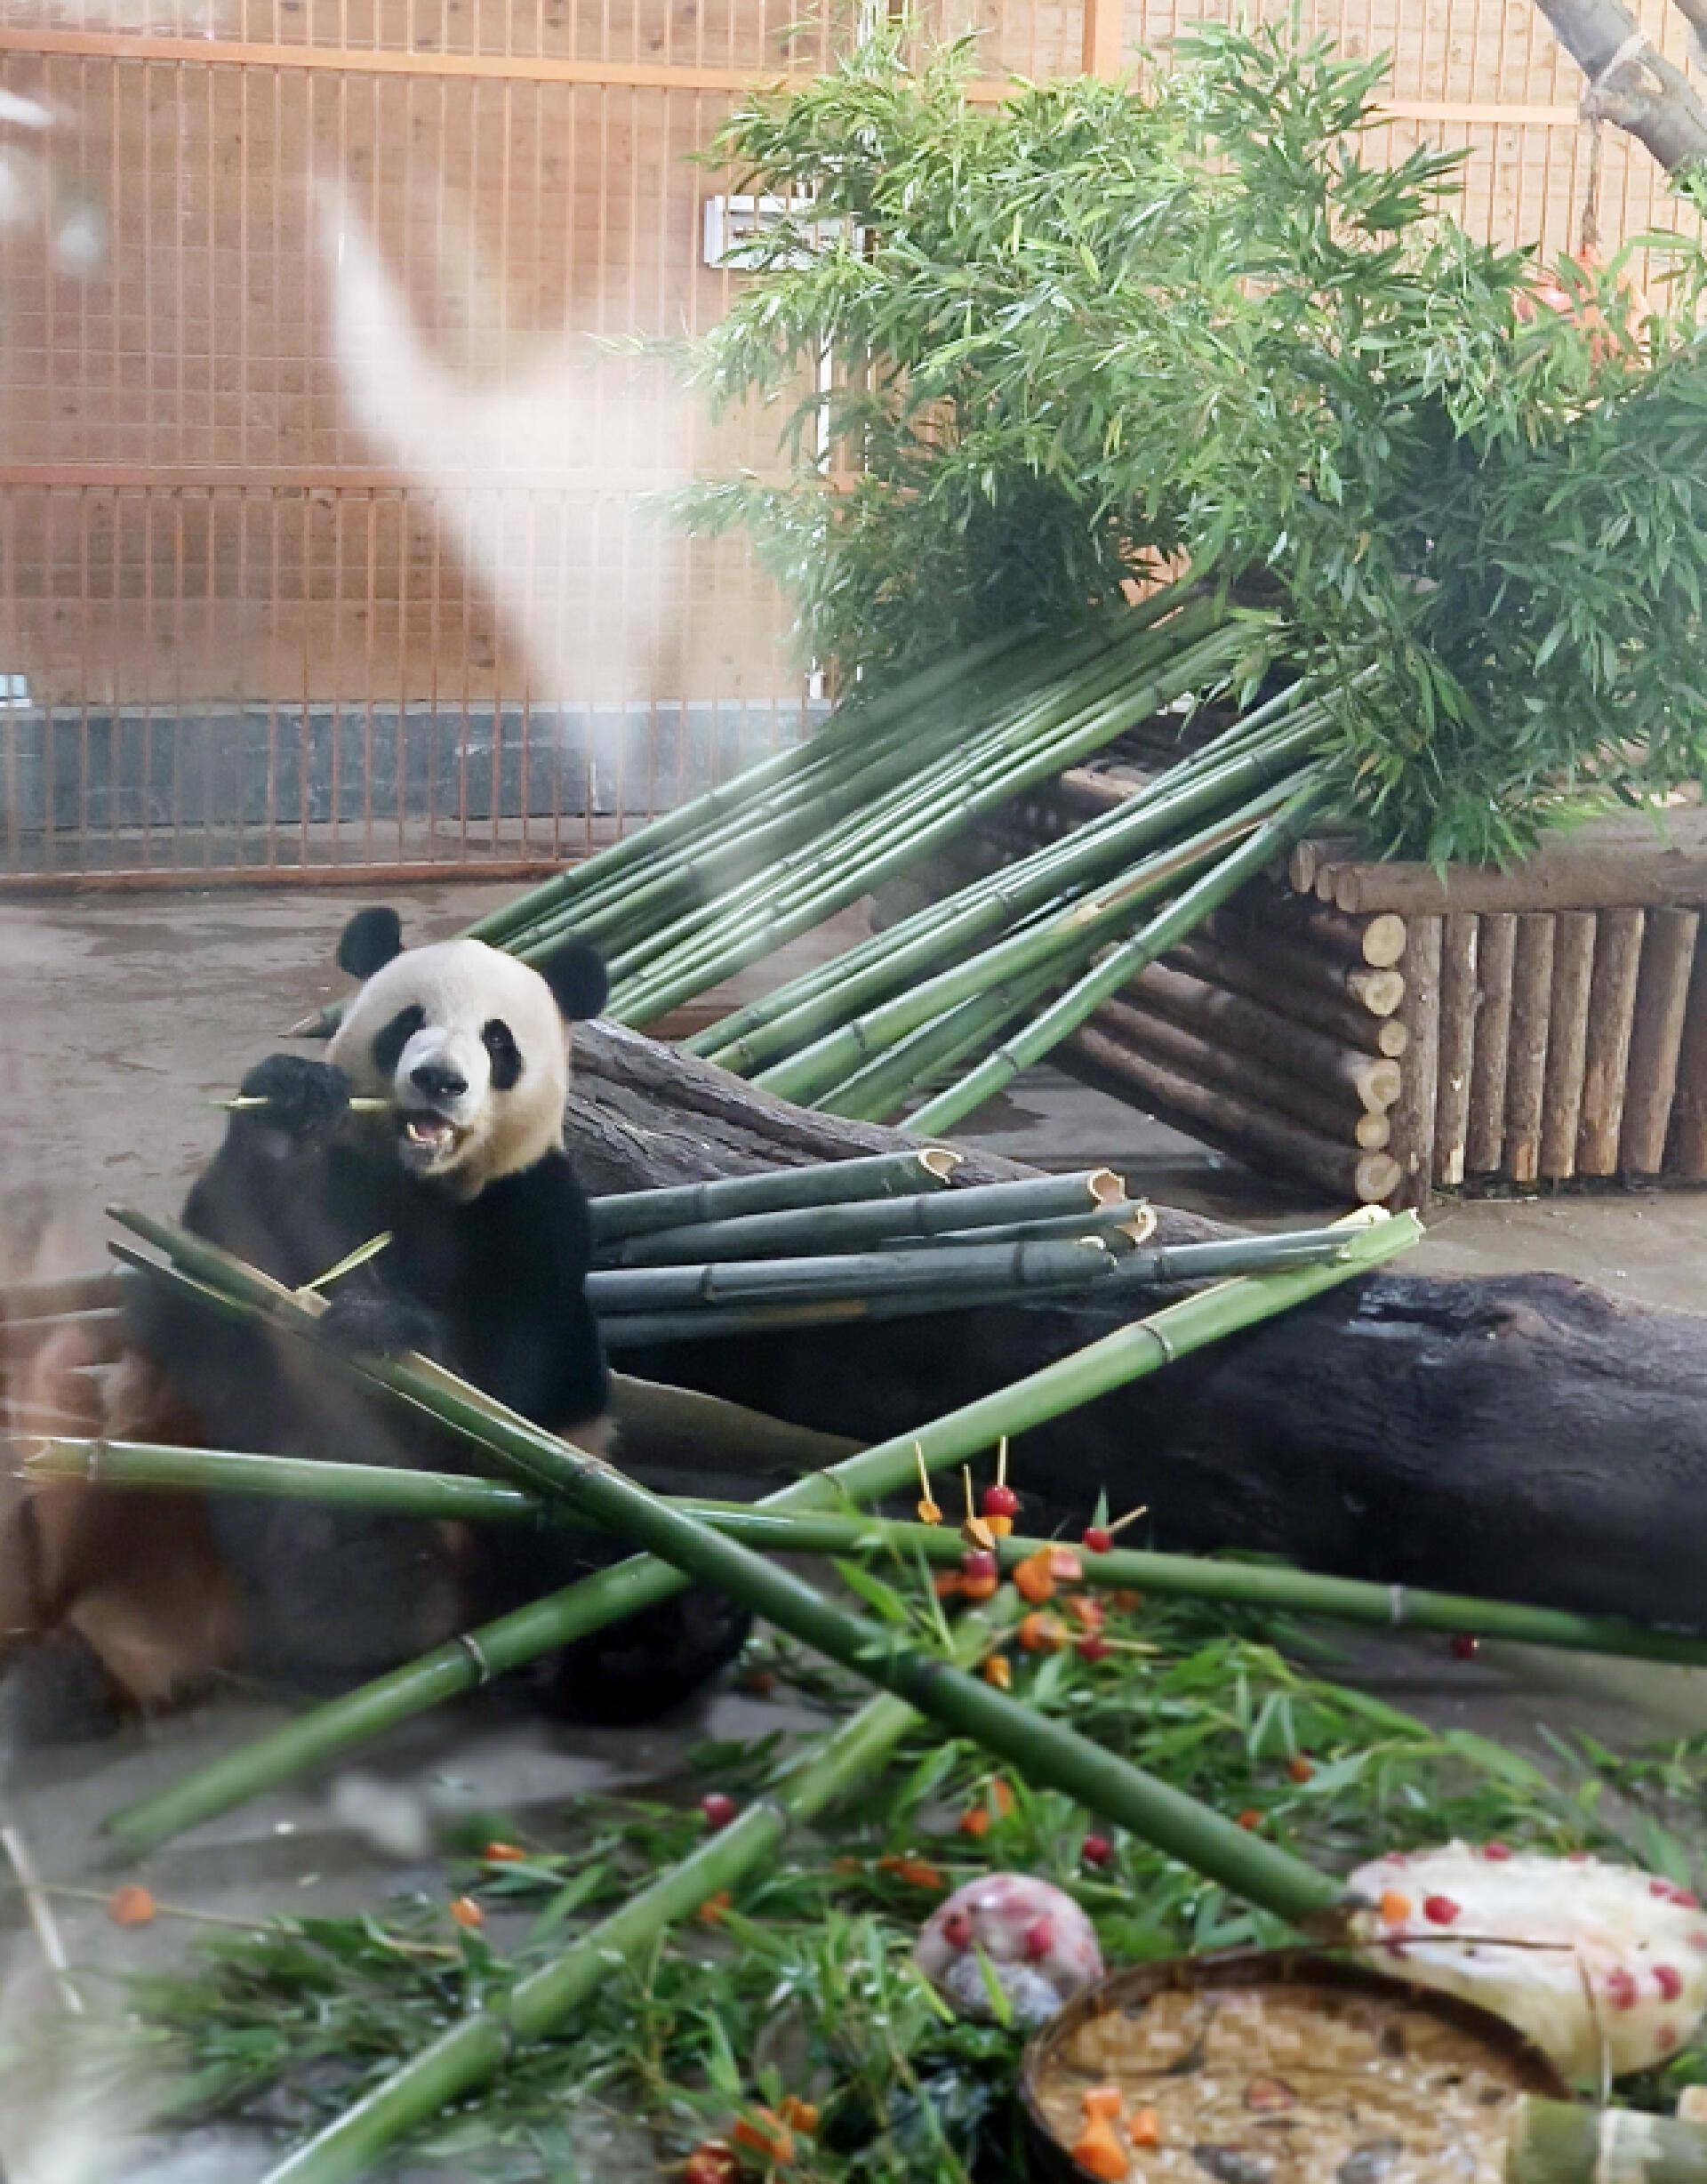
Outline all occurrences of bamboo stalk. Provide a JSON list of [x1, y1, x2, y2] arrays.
[[1387, 914, 1442, 1208], [1201, 912, 1406, 1016], [0, 1269, 123, 1319], [45, 1439, 1707, 1670], [593, 1170, 1128, 1269], [757, 778, 1293, 1108], [108, 1225, 1357, 1949], [1168, 934, 1410, 1058], [588, 1233, 1120, 1313], [0, 1305, 124, 1361], [1576, 908, 1646, 1176], [905, 781, 1328, 1137], [1620, 907, 1699, 1176], [1063, 1027, 1400, 1203], [1118, 960, 1402, 1111], [606, 622, 1255, 1028], [1465, 911, 1518, 1176], [1540, 911, 1598, 1181], [264, 1610, 1009, 2184], [103, 1205, 1420, 1853], [1503, 914, 1556, 1188], [600, 1231, 1358, 1344], [587, 1149, 959, 1243], [1507, 2101, 1707, 2184], [1433, 914, 1479, 1189]]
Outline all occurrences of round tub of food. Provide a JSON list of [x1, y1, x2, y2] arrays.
[[1020, 1948, 1568, 2184]]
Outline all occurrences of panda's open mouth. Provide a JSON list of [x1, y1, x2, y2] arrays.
[[397, 1110, 468, 1167]]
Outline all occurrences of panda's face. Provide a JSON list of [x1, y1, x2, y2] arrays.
[[327, 934, 597, 1198]]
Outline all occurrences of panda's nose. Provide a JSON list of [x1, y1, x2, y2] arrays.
[[411, 1062, 468, 1103]]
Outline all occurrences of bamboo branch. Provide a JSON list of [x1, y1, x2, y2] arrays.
[[101, 1205, 1420, 1853]]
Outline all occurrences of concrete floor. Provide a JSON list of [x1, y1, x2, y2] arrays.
[[3, 881, 1707, 2179]]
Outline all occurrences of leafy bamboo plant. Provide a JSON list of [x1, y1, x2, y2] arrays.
[[678, 18, 1707, 865]]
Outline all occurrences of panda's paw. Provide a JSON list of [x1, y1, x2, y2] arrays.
[[317, 1289, 442, 1361], [236, 1056, 356, 1140]]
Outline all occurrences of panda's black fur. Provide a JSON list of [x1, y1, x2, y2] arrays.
[[123, 906, 750, 1723]]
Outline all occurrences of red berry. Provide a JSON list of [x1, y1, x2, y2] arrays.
[[1237, 1810, 1262, 1831], [1422, 1895, 1461, 1926], [1022, 1915, 1054, 1961], [1082, 1833, 1113, 1868], [1606, 1968, 1639, 2011], [1656, 1963, 1684, 2001], [1449, 1634, 1480, 1661], [1286, 1755, 1314, 1785], [1081, 1525, 1114, 1554], [982, 1484, 1020, 1519], [1483, 1842, 1512, 1861], [961, 1548, 999, 1580], [700, 1792, 738, 1831], [1076, 1634, 1111, 1664]]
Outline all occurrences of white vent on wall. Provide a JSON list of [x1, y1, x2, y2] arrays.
[[0, 672, 29, 707], [702, 194, 859, 270]]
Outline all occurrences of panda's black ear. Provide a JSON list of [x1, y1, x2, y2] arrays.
[[337, 906, 405, 980], [540, 938, 608, 1023]]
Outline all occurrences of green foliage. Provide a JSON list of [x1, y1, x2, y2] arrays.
[[678, 20, 1707, 863], [22, 1594, 1707, 2180]]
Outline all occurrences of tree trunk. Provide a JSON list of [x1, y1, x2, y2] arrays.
[[568, 1020, 1707, 1631], [1532, 1, 1707, 174]]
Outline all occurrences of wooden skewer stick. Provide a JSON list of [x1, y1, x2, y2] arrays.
[[213, 1095, 391, 1114], [0, 1825, 84, 2014]]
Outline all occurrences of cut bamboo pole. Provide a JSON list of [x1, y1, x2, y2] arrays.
[[1169, 935, 1410, 1058], [43, 1439, 1707, 1671], [589, 1234, 1121, 1314], [908, 785, 1328, 1137], [1575, 907, 1646, 1176], [1065, 1025, 1400, 1202], [1539, 911, 1598, 1181], [0, 1306, 124, 1362], [1387, 914, 1442, 1208], [1465, 911, 1518, 1176], [1668, 920, 1707, 1180], [103, 1206, 1420, 1855], [1620, 907, 1699, 1176], [1114, 961, 1401, 1110], [1432, 914, 1480, 1189], [587, 1149, 959, 1243], [1503, 914, 1557, 1188], [594, 1171, 1127, 1270], [1089, 995, 1393, 1147]]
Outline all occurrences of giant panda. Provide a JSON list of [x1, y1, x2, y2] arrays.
[[110, 905, 750, 1723]]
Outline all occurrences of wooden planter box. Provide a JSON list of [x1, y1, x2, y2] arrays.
[[978, 774, 1707, 1209]]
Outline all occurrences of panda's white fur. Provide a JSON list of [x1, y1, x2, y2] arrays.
[[330, 937, 572, 1200]]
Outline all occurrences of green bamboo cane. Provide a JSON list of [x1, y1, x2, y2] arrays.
[[261, 1606, 1012, 2184], [815, 950, 1082, 1123], [593, 1169, 1128, 1269], [905, 775, 1329, 1136], [533, 622, 1138, 961], [458, 627, 1048, 950], [604, 622, 1254, 1026], [588, 1233, 1119, 1313], [756, 776, 1292, 1108], [683, 674, 1333, 1072], [105, 1214, 1356, 1941], [1506, 2101, 1707, 2184], [41, 1439, 1707, 1672], [545, 617, 1182, 987], [595, 1231, 1354, 1344], [102, 1204, 1420, 1852], [587, 1147, 959, 1245], [711, 711, 1325, 1086]]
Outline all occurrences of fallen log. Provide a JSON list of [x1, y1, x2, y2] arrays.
[[566, 1020, 1707, 1630]]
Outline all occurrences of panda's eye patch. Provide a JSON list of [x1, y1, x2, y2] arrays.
[[373, 1004, 426, 1079], [483, 1017, 523, 1091]]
